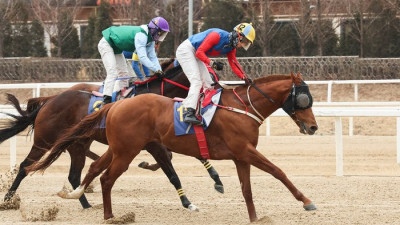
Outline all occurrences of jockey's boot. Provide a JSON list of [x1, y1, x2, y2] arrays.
[[184, 108, 203, 125], [103, 95, 112, 105]]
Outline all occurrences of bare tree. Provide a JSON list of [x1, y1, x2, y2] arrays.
[[343, 0, 393, 57], [246, 0, 279, 56], [382, 0, 400, 32], [308, 0, 343, 55], [0, 0, 18, 57], [291, 0, 314, 56], [164, 0, 204, 52], [31, 0, 82, 57]]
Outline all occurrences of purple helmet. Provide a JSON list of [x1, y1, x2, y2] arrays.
[[148, 17, 170, 42]]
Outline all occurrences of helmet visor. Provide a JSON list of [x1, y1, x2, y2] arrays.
[[241, 37, 251, 51], [158, 31, 168, 42]]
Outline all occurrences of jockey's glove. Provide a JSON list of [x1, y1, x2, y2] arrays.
[[211, 61, 224, 71], [244, 77, 252, 85], [154, 70, 165, 77]]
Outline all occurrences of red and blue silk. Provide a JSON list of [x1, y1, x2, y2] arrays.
[[189, 28, 245, 79]]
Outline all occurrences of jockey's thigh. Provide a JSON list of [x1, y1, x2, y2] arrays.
[[115, 54, 129, 91], [98, 37, 118, 96], [177, 40, 203, 109], [197, 58, 213, 90]]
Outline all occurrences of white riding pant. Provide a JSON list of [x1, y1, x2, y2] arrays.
[[176, 39, 213, 109], [98, 37, 129, 96]]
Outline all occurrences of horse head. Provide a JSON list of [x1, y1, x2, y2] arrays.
[[282, 72, 318, 135]]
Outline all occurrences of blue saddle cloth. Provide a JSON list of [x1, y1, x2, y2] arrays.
[[173, 89, 222, 136], [88, 85, 137, 115], [88, 86, 104, 115], [88, 85, 137, 128]]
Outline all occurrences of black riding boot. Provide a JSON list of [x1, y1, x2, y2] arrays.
[[184, 108, 203, 125], [103, 95, 112, 104]]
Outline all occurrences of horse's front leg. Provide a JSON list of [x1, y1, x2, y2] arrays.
[[242, 147, 316, 211], [233, 159, 257, 222]]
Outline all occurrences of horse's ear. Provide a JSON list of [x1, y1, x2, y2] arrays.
[[297, 72, 303, 80], [290, 71, 295, 80]]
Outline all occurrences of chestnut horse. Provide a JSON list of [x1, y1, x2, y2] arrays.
[[0, 61, 222, 210], [29, 72, 318, 222]]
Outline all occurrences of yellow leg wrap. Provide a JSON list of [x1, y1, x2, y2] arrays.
[[177, 189, 185, 197], [203, 162, 212, 169]]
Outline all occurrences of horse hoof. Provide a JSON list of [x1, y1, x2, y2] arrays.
[[303, 202, 317, 211], [188, 204, 199, 212], [57, 190, 68, 199], [214, 184, 224, 194], [138, 161, 149, 168]]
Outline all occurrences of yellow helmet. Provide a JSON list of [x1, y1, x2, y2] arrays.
[[235, 23, 256, 44]]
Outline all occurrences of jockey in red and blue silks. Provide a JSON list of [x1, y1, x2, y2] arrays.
[[176, 23, 256, 125]]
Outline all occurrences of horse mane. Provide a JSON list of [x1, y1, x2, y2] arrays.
[[163, 65, 182, 79], [253, 74, 291, 84]]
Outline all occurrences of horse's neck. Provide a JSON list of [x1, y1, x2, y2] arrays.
[[224, 79, 291, 121]]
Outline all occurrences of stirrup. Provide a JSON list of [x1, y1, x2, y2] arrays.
[[184, 115, 203, 126]]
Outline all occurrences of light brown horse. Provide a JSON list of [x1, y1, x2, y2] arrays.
[[29, 72, 318, 222]]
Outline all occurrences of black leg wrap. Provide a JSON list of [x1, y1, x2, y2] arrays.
[[179, 195, 191, 208], [4, 191, 16, 202]]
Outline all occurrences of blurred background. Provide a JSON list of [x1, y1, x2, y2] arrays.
[[0, 0, 399, 81]]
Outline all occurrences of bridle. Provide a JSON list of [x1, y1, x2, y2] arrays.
[[232, 78, 313, 124]]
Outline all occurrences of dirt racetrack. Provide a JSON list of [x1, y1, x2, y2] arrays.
[[0, 82, 399, 224]]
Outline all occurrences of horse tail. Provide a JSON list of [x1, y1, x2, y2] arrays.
[[0, 94, 53, 144], [26, 103, 114, 174]]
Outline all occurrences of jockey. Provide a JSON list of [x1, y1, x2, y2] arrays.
[[176, 23, 255, 125], [98, 17, 170, 104], [123, 51, 150, 80]]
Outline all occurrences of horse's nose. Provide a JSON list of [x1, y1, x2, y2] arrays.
[[310, 125, 318, 133]]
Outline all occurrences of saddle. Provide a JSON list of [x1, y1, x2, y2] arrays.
[[91, 86, 135, 102]]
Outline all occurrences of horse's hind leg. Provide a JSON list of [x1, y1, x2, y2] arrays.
[[101, 153, 138, 220], [60, 148, 113, 200], [243, 147, 316, 211], [146, 143, 198, 211], [66, 143, 92, 209], [197, 158, 224, 193], [4, 144, 46, 202]]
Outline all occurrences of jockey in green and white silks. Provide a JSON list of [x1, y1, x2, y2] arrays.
[[98, 17, 170, 104]]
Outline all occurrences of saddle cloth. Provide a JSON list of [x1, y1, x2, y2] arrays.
[[88, 85, 136, 115], [173, 88, 222, 136]]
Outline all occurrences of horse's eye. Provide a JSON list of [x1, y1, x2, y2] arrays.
[[296, 93, 310, 108]]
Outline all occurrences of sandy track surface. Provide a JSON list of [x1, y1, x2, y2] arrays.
[[1, 136, 400, 224]]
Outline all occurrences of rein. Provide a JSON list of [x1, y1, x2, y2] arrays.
[[133, 73, 189, 96], [161, 78, 189, 96], [220, 81, 278, 124]]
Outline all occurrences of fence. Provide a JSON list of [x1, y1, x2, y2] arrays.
[[1, 56, 400, 83]]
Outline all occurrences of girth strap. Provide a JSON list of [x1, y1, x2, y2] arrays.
[[193, 125, 210, 159]]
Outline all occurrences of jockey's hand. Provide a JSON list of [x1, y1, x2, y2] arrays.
[[154, 70, 165, 77], [212, 62, 224, 71], [244, 77, 252, 85]]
